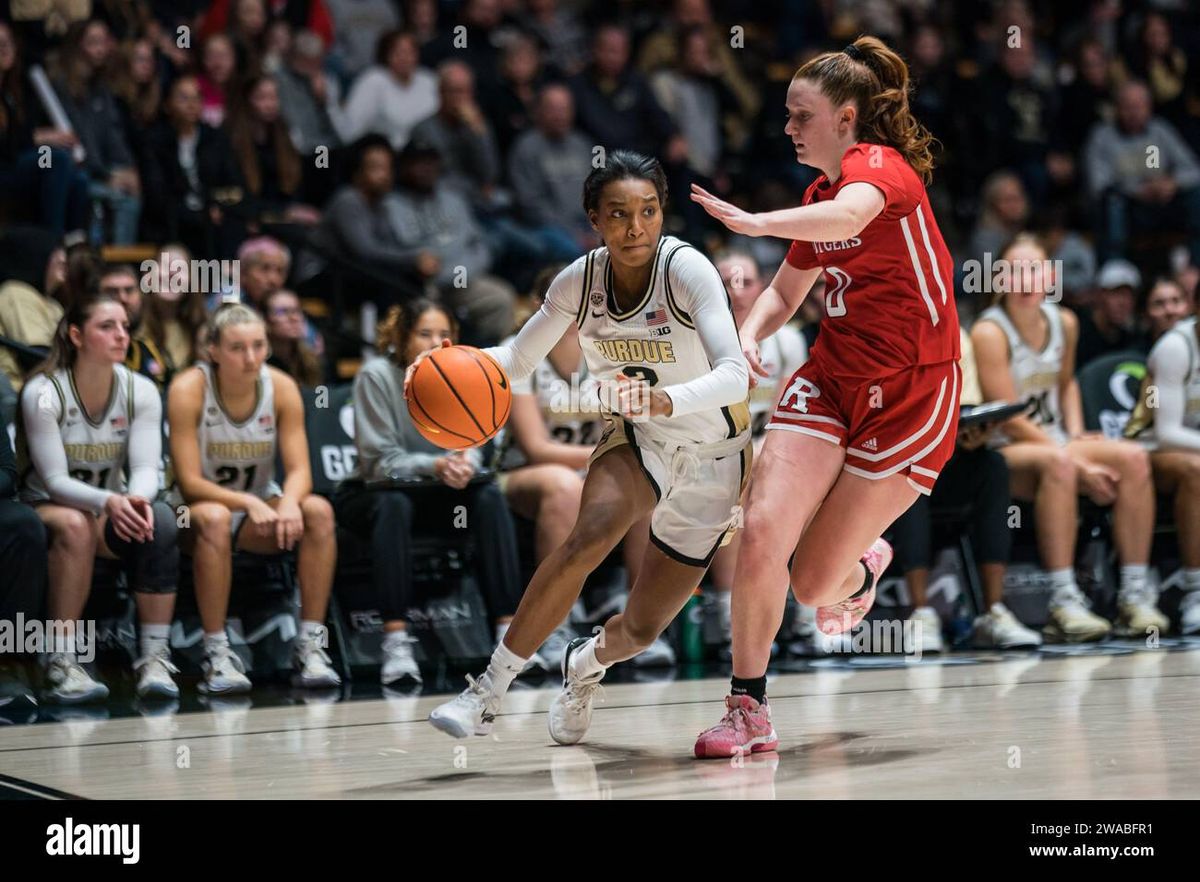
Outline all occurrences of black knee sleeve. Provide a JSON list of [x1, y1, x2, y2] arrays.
[[104, 501, 179, 593]]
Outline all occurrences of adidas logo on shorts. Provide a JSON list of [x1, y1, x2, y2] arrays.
[[862, 437, 878, 451]]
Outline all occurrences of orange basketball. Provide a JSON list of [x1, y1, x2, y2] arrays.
[[407, 345, 512, 450]]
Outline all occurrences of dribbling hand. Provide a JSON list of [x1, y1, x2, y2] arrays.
[[403, 339, 453, 400]]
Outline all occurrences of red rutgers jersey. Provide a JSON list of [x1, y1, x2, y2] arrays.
[[785, 143, 960, 381]]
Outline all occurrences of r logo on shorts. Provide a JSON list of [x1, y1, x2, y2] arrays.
[[780, 376, 820, 413]]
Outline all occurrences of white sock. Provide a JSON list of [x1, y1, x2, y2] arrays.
[[1182, 568, 1200, 592], [1047, 568, 1080, 604], [139, 623, 171, 660], [1119, 564, 1149, 599], [382, 630, 411, 651], [495, 621, 510, 645], [482, 640, 527, 700], [300, 620, 327, 645], [203, 631, 230, 656], [50, 631, 76, 658], [569, 636, 610, 681]]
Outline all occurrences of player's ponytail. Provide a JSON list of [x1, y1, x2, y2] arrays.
[[795, 35, 936, 184]]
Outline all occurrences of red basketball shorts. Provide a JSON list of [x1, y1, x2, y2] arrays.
[[766, 355, 961, 495]]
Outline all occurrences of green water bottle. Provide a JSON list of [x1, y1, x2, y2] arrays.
[[680, 589, 705, 662]]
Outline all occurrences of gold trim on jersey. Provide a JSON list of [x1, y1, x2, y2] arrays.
[[662, 242, 696, 329], [209, 365, 264, 428], [606, 237, 665, 321], [1125, 372, 1156, 439], [576, 249, 597, 329], [721, 399, 752, 438], [588, 415, 662, 500], [68, 367, 119, 428]]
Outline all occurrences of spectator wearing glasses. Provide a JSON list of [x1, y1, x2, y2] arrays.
[[265, 288, 326, 386]]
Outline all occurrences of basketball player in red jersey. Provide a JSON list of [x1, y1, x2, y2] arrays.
[[689, 36, 961, 757]]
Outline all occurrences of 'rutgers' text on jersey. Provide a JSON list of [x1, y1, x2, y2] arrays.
[[785, 143, 960, 380]]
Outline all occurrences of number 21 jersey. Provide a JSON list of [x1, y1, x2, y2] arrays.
[[185, 361, 281, 500]]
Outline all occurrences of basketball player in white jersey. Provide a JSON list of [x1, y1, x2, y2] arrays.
[[419, 150, 751, 743], [19, 294, 181, 703], [1126, 301, 1200, 633], [168, 303, 340, 694], [495, 268, 668, 669], [972, 234, 1165, 641], [705, 251, 807, 654]]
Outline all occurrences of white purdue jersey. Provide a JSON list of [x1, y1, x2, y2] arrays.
[[19, 365, 139, 504], [497, 340, 604, 470], [179, 362, 282, 500], [1166, 317, 1200, 429], [978, 302, 1068, 445], [750, 325, 807, 436], [1130, 316, 1200, 446], [557, 235, 750, 447]]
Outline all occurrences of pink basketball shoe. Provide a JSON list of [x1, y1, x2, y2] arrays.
[[816, 538, 893, 636], [693, 694, 778, 759]]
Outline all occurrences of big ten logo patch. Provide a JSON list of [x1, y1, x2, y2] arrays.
[[320, 402, 358, 481], [780, 375, 820, 412]]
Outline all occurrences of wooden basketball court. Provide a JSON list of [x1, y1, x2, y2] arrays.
[[2, 642, 1198, 800]]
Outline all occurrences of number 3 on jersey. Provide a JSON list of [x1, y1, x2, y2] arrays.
[[825, 267, 851, 318], [621, 366, 659, 386]]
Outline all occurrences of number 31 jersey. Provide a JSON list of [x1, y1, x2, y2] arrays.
[[18, 364, 141, 503], [176, 361, 282, 500], [556, 234, 750, 448]]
